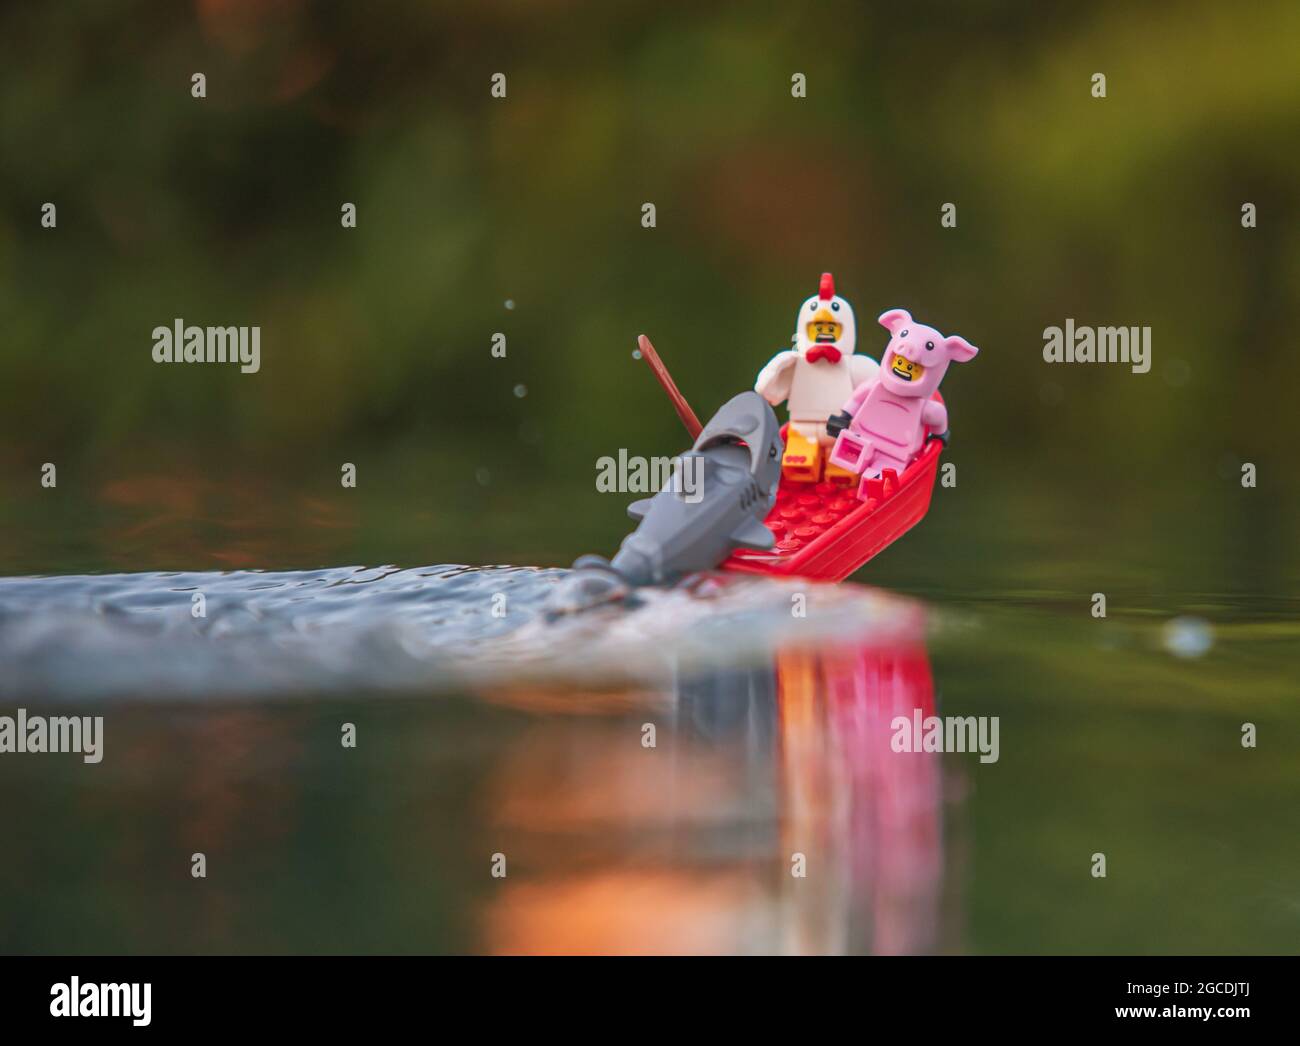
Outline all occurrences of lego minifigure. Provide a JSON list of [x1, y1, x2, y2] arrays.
[[754, 273, 879, 484], [827, 308, 979, 500]]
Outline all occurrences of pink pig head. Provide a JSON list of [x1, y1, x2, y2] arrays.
[[876, 308, 979, 398]]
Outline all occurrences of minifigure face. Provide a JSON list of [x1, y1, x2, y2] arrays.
[[793, 275, 856, 357], [876, 308, 979, 398], [806, 307, 843, 345], [889, 352, 925, 384]]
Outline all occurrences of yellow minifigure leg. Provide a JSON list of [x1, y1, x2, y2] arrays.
[[823, 460, 858, 487], [782, 429, 822, 483]]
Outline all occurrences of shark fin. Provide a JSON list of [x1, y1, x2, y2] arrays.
[[627, 498, 654, 521], [730, 517, 775, 552]]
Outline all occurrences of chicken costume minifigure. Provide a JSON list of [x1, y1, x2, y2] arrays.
[[754, 273, 879, 484]]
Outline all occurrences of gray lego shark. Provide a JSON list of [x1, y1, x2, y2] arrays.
[[548, 391, 784, 613]]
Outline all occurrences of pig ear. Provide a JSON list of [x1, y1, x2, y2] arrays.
[[877, 308, 911, 333], [944, 335, 979, 362]]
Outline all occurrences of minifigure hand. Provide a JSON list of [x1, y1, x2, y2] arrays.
[[926, 429, 950, 446], [826, 411, 853, 438]]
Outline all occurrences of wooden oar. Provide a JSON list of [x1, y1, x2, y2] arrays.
[[636, 334, 703, 440]]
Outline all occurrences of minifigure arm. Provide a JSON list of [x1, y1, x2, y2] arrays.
[[922, 399, 948, 432], [754, 350, 797, 406], [828, 374, 879, 437]]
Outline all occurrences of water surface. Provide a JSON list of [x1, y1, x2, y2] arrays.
[[1, 561, 1294, 954]]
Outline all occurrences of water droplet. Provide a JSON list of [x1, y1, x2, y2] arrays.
[[504, 299, 515, 310], [475, 467, 491, 486], [1162, 615, 1212, 659], [513, 384, 527, 398], [632, 349, 642, 360]]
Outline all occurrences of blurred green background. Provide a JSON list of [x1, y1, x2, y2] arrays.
[[1, 0, 1297, 593]]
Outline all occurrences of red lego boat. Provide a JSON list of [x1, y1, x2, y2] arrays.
[[637, 335, 944, 584], [721, 413, 943, 582]]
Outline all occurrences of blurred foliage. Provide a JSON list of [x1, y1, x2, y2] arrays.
[[0, 0, 1297, 586]]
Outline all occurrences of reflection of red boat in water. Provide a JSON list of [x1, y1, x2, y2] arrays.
[[637, 334, 945, 582], [777, 635, 944, 955], [483, 621, 948, 955]]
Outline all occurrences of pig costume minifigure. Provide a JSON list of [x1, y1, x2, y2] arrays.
[[754, 273, 879, 484], [828, 308, 979, 500]]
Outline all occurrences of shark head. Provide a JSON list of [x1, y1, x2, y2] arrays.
[[550, 392, 785, 612], [691, 391, 784, 500]]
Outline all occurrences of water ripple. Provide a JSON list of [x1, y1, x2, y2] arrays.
[[0, 565, 920, 701]]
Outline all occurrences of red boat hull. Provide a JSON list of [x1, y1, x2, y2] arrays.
[[721, 397, 944, 583]]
